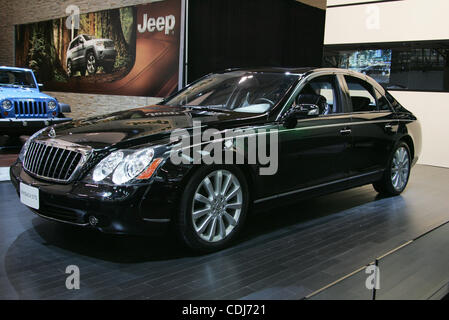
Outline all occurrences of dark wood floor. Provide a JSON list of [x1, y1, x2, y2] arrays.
[[310, 221, 449, 300], [0, 165, 448, 300]]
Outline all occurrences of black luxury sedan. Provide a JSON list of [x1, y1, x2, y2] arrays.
[[10, 68, 422, 252]]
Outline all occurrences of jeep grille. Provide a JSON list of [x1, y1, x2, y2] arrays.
[[14, 100, 48, 117]]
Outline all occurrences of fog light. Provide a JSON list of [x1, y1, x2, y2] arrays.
[[89, 216, 99, 226]]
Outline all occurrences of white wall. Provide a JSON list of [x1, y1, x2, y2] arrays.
[[390, 91, 449, 168], [325, 0, 449, 45], [325, 0, 449, 168]]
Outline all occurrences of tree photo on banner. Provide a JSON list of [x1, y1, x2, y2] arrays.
[[14, 0, 182, 97]]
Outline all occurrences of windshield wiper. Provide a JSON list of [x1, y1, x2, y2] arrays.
[[185, 105, 228, 111]]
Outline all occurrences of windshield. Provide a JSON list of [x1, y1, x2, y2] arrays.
[[163, 71, 299, 113], [83, 35, 96, 41], [0, 70, 36, 88]]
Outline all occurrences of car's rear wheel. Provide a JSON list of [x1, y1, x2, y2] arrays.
[[373, 142, 411, 196], [86, 52, 97, 75], [176, 166, 249, 252], [67, 60, 73, 77]]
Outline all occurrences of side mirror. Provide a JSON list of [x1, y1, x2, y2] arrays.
[[283, 94, 325, 128], [283, 103, 320, 128], [295, 104, 320, 117], [37, 83, 44, 91], [285, 104, 320, 121]]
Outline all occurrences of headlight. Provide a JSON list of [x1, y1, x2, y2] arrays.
[[19, 128, 47, 162], [1, 100, 12, 111], [93, 151, 124, 182], [112, 148, 155, 185], [48, 101, 57, 110], [90, 147, 160, 185]]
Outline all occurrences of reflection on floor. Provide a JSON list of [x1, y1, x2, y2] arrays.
[[0, 165, 448, 300]]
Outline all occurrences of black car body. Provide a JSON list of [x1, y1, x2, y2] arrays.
[[10, 68, 422, 251]]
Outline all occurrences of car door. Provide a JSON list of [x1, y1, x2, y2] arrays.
[[73, 36, 84, 68], [276, 73, 353, 194], [341, 75, 398, 176]]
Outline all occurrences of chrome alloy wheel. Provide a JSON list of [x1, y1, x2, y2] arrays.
[[67, 61, 72, 76], [87, 54, 96, 74], [191, 170, 243, 243], [391, 146, 410, 191]]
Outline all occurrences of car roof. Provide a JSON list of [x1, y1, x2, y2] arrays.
[[222, 67, 315, 75], [221, 67, 385, 93], [222, 67, 365, 76], [0, 66, 33, 72]]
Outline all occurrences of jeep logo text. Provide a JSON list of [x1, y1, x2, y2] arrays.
[[138, 13, 176, 35]]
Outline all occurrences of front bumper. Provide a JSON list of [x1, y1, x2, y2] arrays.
[[0, 118, 72, 135], [9, 161, 174, 236], [97, 49, 117, 63]]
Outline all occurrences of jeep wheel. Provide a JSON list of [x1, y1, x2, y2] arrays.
[[67, 60, 73, 77], [86, 52, 97, 75]]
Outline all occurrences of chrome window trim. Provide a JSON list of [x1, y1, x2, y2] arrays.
[[276, 70, 341, 121], [276, 69, 395, 121]]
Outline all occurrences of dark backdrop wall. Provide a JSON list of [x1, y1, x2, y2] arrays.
[[187, 0, 326, 83]]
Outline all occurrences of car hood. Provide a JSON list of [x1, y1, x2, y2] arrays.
[[0, 87, 54, 100], [90, 38, 113, 43], [44, 105, 265, 150]]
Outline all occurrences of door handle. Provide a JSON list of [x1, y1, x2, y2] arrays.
[[385, 124, 393, 129], [340, 128, 352, 135]]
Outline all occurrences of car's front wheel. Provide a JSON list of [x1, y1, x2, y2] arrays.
[[373, 142, 411, 196], [176, 166, 249, 252]]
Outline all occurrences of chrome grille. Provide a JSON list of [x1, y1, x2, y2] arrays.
[[14, 100, 47, 117], [23, 141, 83, 183], [104, 41, 114, 48]]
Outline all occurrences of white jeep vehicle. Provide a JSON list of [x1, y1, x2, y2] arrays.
[[66, 34, 117, 77]]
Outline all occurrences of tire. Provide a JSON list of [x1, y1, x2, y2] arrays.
[[86, 52, 97, 75], [176, 165, 249, 252], [103, 63, 114, 73], [373, 142, 411, 196], [67, 60, 73, 77]]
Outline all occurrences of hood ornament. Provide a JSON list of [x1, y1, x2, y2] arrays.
[[48, 127, 56, 138]]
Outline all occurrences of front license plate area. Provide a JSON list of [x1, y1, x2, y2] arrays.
[[20, 182, 39, 210]]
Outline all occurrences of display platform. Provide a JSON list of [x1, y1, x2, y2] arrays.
[[0, 164, 448, 300]]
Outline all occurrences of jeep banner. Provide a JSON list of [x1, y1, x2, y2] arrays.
[[14, 0, 182, 97]]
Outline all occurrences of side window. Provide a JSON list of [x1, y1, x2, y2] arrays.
[[345, 76, 377, 112], [69, 38, 78, 50], [385, 91, 402, 111], [298, 75, 339, 115], [374, 90, 393, 111]]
